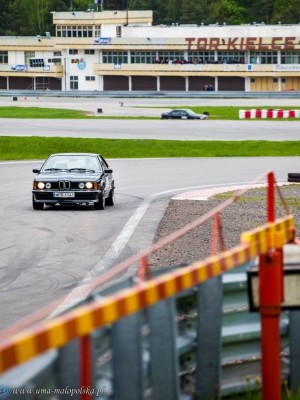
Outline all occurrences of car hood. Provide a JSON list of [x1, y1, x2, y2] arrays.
[[35, 171, 100, 181]]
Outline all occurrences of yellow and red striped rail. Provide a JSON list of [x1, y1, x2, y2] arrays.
[[0, 213, 294, 374]]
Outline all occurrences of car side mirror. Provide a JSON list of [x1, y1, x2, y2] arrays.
[[104, 169, 113, 174], [32, 169, 40, 173]]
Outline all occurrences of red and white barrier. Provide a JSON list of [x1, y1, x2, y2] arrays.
[[239, 109, 300, 119]]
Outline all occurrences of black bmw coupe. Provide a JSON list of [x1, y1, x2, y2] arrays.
[[32, 153, 114, 210]]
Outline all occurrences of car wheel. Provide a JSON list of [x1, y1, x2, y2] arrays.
[[105, 187, 115, 206], [32, 196, 44, 210], [94, 191, 105, 210], [288, 173, 300, 182]]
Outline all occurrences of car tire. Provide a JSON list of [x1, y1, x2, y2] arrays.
[[288, 173, 300, 182], [105, 187, 115, 206], [32, 196, 44, 210], [94, 191, 105, 210]]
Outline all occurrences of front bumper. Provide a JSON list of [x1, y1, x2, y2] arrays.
[[32, 190, 101, 204]]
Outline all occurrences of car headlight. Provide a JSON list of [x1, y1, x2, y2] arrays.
[[45, 183, 51, 189], [78, 182, 85, 189], [85, 182, 93, 189], [37, 182, 45, 189]]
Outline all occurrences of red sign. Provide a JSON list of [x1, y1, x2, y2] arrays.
[[185, 37, 297, 51]]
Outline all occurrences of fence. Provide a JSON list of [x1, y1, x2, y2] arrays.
[[239, 109, 300, 118], [0, 171, 299, 400]]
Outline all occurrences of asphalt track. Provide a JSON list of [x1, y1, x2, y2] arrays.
[[0, 96, 299, 331], [0, 96, 300, 140], [1, 119, 300, 141], [1, 157, 299, 331]]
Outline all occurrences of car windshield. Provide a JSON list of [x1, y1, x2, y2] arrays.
[[42, 155, 101, 172]]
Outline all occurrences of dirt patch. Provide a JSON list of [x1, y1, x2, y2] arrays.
[[149, 185, 300, 269]]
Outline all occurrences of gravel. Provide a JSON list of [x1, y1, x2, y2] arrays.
[[150, 185, 300, 268]]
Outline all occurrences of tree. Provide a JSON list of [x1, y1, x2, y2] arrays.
[[247, 0, 274, 23], [0, 0, 13, 35], [272, 0, 300, 24], [0, 0, 299, 35], [209, 0, 247, 25]]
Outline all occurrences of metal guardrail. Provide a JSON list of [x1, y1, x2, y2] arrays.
[[0, 172, 299, 399], [0, 260, 293, 399], [1, 90, 300, 98]]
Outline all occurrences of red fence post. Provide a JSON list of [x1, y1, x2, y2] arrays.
[[267, 172, 275, 223], [259, 250, 282, 400], [80, 335, 93, 400], [137, 255, 151, 282]]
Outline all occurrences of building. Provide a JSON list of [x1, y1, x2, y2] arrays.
[[1, 8, 300, 92]]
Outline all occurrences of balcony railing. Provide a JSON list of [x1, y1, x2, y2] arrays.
[[93, 62, 300, 76], [0, 64, 63, 76]]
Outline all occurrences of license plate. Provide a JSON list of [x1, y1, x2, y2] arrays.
[[54, 192, 75, 198]]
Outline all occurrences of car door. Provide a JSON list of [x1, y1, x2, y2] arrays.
[[170, 110, 180, 119], [179, 110, 188, 119]]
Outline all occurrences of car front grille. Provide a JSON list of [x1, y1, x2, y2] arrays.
[[59, 181, 71, 190]]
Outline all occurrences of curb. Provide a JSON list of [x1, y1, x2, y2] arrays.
[[172, 182, 294, 201]]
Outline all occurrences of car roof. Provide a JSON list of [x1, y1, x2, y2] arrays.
[[171, 109, 194, 112], [49, 153, 100, 157]]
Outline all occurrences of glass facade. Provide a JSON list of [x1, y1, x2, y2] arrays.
[[130, 51, 156, 64], [70, 76, 78, 89], [0, 51, 8, 64], [24, 51, 35, 65], [102, 51, 128, 64], [157, 51, 184, 63], [188, 51, 215, 64], [57, 25, 93, 38], [249, 51, 278, 64], [281, 51, 300, 64], [217, 51, 246, 64]]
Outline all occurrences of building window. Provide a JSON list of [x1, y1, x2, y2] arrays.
[[273, 78, 278, 83], [282, 78, 286, 83], [217, 51, 245, 64], [102, 51, 128, 64], [0, 51, 8, 64], [116, 26, 122, 38], [249, 52, 278, 64], [95, 25, 101, 37], [69, 49, 78, 55], [130, 51, 156, 64], [54, 51, 62, 56], [84, 49, 95, 55], [188, 51, 215, 64], [57, 25, 93, 38], [85, 76, 96, 81], [281, 51, 300, 64], [25, 51, 35, 65], [158, 51, 185, 64], [70, 76, 78, 90], [250, 78, 256, 83]]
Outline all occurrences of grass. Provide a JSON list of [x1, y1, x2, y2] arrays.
[[1, 137, 300, 160], [0, 107, 89, 119], [0, 106, 300, 120], [227, 381, 300, 400], [144, 105, 300, 120]]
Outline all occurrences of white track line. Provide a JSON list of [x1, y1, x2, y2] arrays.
[[49, 180, 269, 318]]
